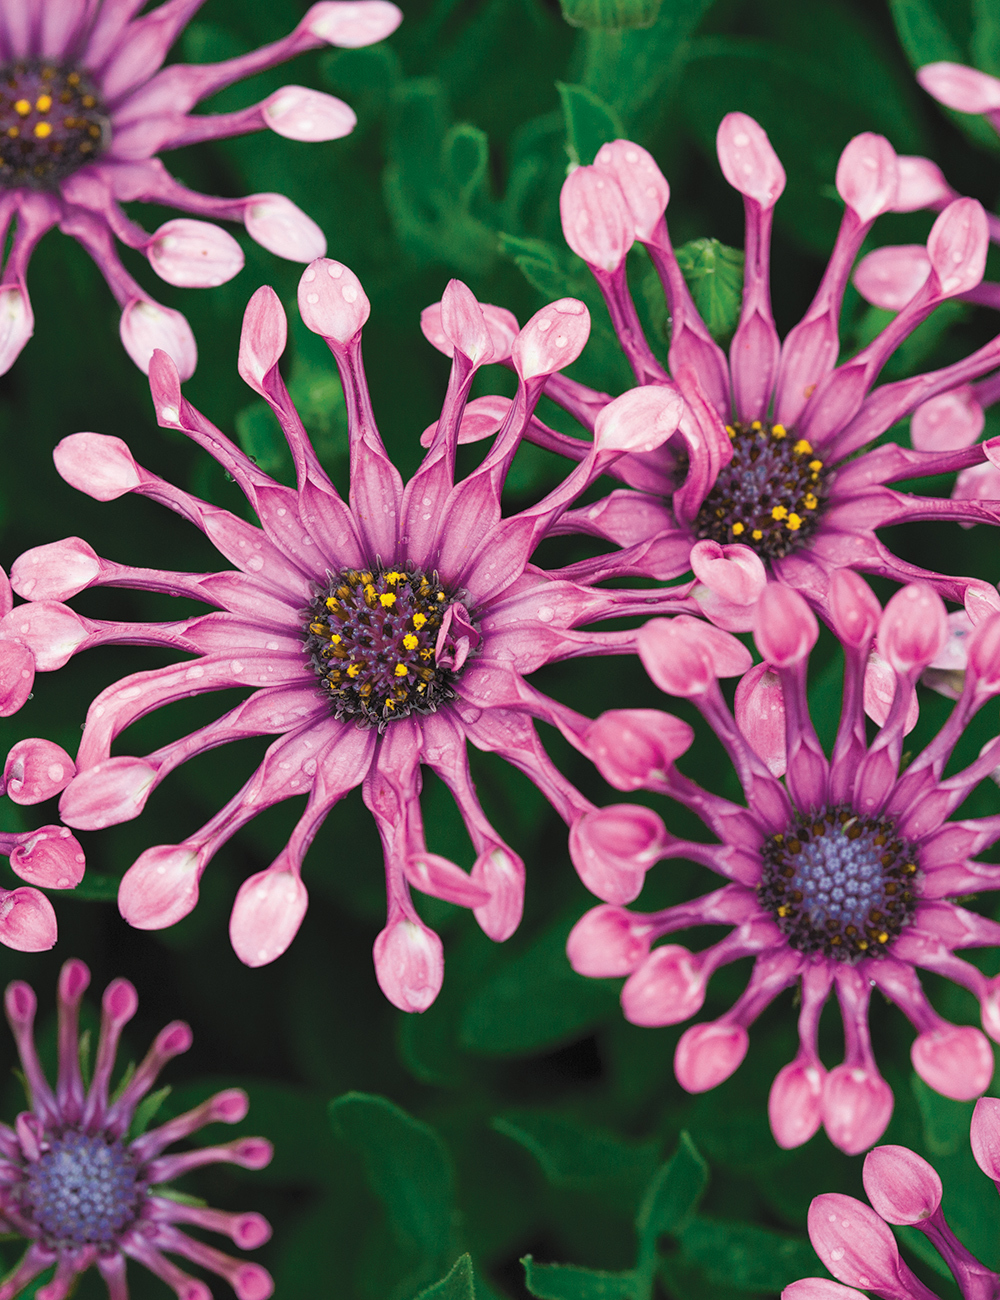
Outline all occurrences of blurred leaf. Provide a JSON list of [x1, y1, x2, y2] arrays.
[[235, 401, 293, 481], [559, 0, 662, 31], [912, 1073, 977, 1156], [889, 0, 1000, 150], [557, 83, 623, 165], [973, 0, 1000, 74], [676, 1217, 820, 1292], [674, 239, 744, 345], [522, 1256, 640, 1299], [500, 233, 595, 303], [127, 1085, 171, 1141], [415, 1254, 477, 1300], [636, 1132, 708, 1246], [460, 921, 618, 1055], [69, 873, 121, 902], [493, 1109, 660, 1211], [330, 1092, 458, 1275], [444, 124, 490, 204]]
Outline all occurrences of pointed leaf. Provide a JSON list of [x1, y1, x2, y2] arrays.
[[636, 1132, 708, 1245], [523, 1257, 640, 1299]]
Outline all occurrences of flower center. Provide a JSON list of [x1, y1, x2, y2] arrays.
[[0, 62, 109, 189], [304, 565, 478, 729], [22, 1130, 140, 1246], [694, 421, 832, 560], [757, 807, 919, 962]]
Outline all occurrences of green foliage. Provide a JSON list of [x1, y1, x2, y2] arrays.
[[557, 84, 623, 166], [558, 0, 662, 32], [636, 1132, 708, 1243], [415, 1254, 477, 1300], [673, 239, 745, 345], [523, 1256, 641, 1298]]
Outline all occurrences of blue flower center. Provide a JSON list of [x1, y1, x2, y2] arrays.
[[304, 565, 473, 730], [0, 62, 109, 189], [758, 807, 919, 962], [23, 1130, 140, 1246], [695, 420, 832, 560]]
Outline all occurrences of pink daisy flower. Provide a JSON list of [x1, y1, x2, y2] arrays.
[[790, 1097, 1000, 1300], [0, 262, 694, 1011], [0, 0, 401, 378], [0, 959, 273, 1300], [496, 116, 1000, 620], [565, 574, 1000, 1154]]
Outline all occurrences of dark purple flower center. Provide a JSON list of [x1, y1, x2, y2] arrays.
[[694, 420, 832, 561], [304, 565, 476, 730], [758, 807, 919, 962], [22, 1130, 140, 1246], [0, 62, 109, 189]]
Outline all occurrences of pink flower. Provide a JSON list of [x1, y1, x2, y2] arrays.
[[0, 0, 401, 378], [0, 959, 273, 1300], [790, 1098, 1000, 1300], [464, 122, 1000, 617], [4, 265, 695, 1009], [567, 575, 1000, 1154]]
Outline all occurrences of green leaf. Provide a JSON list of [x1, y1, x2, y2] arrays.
[[492, 1110, 660, 1213], [522, 1256, 640, 1299], [636, 1132, 708, 1245], [460, 922, 619, 1055], [127, 1085, 171, 1141], [559, 0, 662, 30], [444, 125, 490, 204], [674, 239, 744, 345], [676, 1217, 820, 1292], [330, 1092, 457, 1273], [912, 1073, 977, 1157], [557, 83, 623, 165], [235, 401, 293, 482], [67, 872, 121, 902], [973, 0, 1000, 74], [415, 1254, 476, 1300]]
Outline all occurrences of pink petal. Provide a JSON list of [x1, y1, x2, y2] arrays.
[[3, 739, 74, 804], [768, 1058, 824, 1148], [120, 300, 197, 380], [877, 583, 948, 674], [863, 1145, 942, 1224], [566, 904, 652, 977], [0, 601, 89, 670], [305, 0, 403, 47], [471, 845, 524, 942], [59, 757, 159, 830], [8, 826, 85, 890], [593, 385, 685, 454], [970, 1096, 1000, 1178], [910, 386, 983, 452], [262, 85, 356, 141], [0, 888, 57, 952], [863, 651, 918, 733], [439, 278, 493, 364], [403, 853, 491, 908], [0, 639, 34, 717], [9, 537, 100, 602], [583, 708, 694, 790], [511, 298, 590, 380], [735, 663, 786, 777], [926, 197, 988, 296], [568, 804, 665, 904], [835, 133, 899, 221], [917, 61, 1000, 114], [622, 944, 706, 1026], [229, 867, 309, 967], [593, 139, 670, 241], [53, 432, 141, 501], [822, 1065, 893, 1154], [852, 245, 930, 311], [674, 1021, 749, 1091], [753, 583, 819, 667], [147, 219, 245, 289], [297, 258, 370, 343], [238, 286, 288, 397], [118, 845, 202, 929], [372, 917, 443, 1013], [911, 1025, 993, 1100], [829, 569, 881, 649], [807, 1193, 903, 1289], [244, 195, 326, 262], [895, 156, 952, 211], [716, 112, 785, 207], [0, 284, 33, 376], [559, 165, 633, 272]]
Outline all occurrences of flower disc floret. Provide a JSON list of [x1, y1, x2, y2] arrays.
[[694, 422, 831, 559], [758, 808, 918, 962], [305, 565, 467, 727], [0, 63, 108, 188], [22, 1131, 138, 1246]]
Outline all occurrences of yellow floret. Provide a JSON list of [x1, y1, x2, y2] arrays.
[[752, 529, 763, 540], [731, 522, 745, 535], [751, 420, 762, 431], [771, 424, 786, 437], [403, 634, 418, 650], [412, 613, 427, 630], [379, 593, 397, 608], [346, 663, 361, 678], [394, 664, 409, 677], [385, 571, 405, 585], [804, 493, 818, 510], [786, 513, 802, 531], [771, 505, 788, 521], [809, 459, 823, 472], [793, 439, 812, 456]]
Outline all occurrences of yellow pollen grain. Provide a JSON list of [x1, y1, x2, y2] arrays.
[[33, 121, 51, 138], [379, 592, 396, 608], [13, 99, 30, 116], [793, 439, 812, 455], [403, 634, 418, 650], [771, 423, 786, 437], [786, 513, 802, 531], [809, 459, 823, 472], [437, 592, 445, 602], [725, 424, 735, 439], [804, 493, 818, 510], [420, 649, 433, 660], [752, 529, 763, 540], [329, 633, 341, 645], [364, 583, 376, 604], [35, 94, 52, 113], [731, 522, 744, 535], [346, 663, 360, 678], [412, 613, 427, 630], [325, 596, 339, 610], [771, 505, 788, 521], [67, 72, 80, 86], [81, 95, 96, 108], [384, 571, 405, 585], [751, 420, 762, 430], [394, 663, 409, 678], [877, 931, 888, 943], [777, 905, 789, 917]]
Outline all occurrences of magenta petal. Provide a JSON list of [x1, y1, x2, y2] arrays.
[[372, 917, 443, 1013], [674, 1022, 748, 1092], [863, 1146, 942, 1225], [229, 867, 309, 967], [8, 827, 85, 890]]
